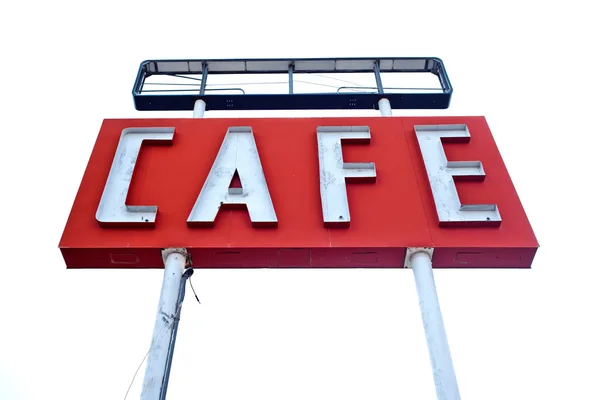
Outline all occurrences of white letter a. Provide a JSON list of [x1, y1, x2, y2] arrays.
[[187, 127, 277, 227]]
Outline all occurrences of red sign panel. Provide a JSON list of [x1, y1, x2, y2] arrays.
[[59, 117, 537, 268]]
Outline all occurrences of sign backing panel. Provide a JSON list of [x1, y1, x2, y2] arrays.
[[60, 117, 537, 268]]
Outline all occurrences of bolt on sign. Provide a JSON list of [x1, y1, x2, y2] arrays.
[[59, 117, 538, 268]]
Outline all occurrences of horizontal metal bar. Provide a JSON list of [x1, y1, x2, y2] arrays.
[[140, 57, 448, 75], [141, 88, 247, 94], [134, 92, 451, 111]]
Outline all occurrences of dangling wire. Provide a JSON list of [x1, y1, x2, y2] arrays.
[[188, 275, 201, 304], [124, 349, 150, 400]]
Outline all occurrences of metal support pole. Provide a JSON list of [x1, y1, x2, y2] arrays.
[[199, 63, 208, 95], [288, 63, 294, 94], [160, 267, 194, 400], [193, 100, 206, 118], [406, 248, 460, 400], [194, 62, 208, 118], [374, 61, 384, 94], [378, 98, 392, 116], [140, 248, 189, 400]]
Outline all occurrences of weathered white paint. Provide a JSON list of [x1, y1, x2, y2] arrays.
[[316, 126, 376, 227], [95, 127, 174, 226], [406, 248, 460, 400], [141, 249, 187, 400], [187, 126, 277, 226], [415, 124, 501, 226]]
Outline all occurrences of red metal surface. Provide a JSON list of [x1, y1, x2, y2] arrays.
[[59, 117, 538, 268]]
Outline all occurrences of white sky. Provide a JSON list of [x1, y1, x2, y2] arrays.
[[1, 1, 598, 399]]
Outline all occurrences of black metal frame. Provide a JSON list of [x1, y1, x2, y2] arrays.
[[132, 57, 453, 111]]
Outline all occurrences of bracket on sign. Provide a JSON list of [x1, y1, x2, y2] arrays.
[[161, 248, 192, 266], [404, 247, 434, 268]]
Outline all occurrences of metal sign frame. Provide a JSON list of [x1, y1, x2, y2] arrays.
[[132, 57, 453, 111]]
